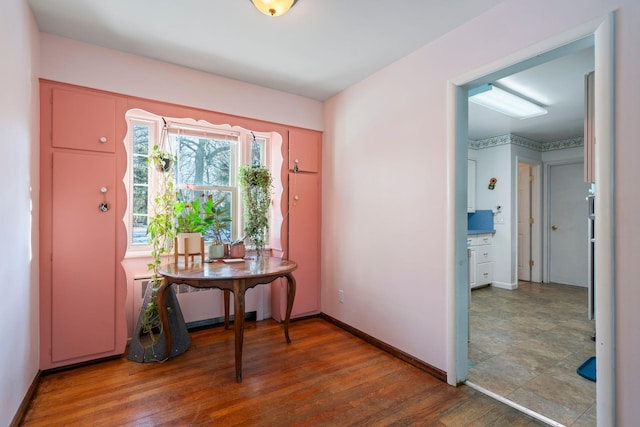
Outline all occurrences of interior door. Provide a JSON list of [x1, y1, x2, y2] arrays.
[[549, 162, 589, 286], [518, 163, 532, 281], [52, 151, 116, 362], [287, 172, 320, 317]]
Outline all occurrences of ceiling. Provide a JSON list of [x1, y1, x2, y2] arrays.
[[28, 0, 593, 143], [468, 45, 594, 143]]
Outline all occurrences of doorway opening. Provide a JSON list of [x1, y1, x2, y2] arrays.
[[448, 13, 615, 427]]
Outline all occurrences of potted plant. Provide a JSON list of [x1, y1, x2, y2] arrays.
[[238, 164, 273, 257], [149, 118, 174, 172], [173, 195, 210, 258], [149, 144, 174, 172], [205, 194, 232, 259], [173, 193, 232, 259]]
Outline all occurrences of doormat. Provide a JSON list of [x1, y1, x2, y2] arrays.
[[577, 356, 596, 382]]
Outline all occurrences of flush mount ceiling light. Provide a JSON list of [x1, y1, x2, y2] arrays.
[[468, 84, 548, 119], [251, 0, 298, 17]]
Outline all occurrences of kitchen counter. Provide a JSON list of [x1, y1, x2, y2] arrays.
[[468, 229, 495, 235], [468, 210, 494, 236]]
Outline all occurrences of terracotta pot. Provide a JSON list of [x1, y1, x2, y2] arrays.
[[230, 244, 246, 259]]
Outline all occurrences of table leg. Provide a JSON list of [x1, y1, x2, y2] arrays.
[[284, 273, 297, 343], [233, 279, 245, 383], [224, 289, 231, 330], [158, 278, 172, 361]]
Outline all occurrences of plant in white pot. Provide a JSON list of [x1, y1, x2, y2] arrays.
[[238, 164, 273, 257], [173, 197, 209, 259]]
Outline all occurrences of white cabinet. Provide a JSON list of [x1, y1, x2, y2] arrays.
[[468, 233, 493, 289], [468, 248, 477, 289], [467, 159, 476, 213]]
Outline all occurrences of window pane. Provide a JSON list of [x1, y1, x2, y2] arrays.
[[133, 155, 148, 184], [175, 135, 232, 186], [133, 185, 148, 214], [133, 125, 149, 155], [132, 215, 148, 244], [251, 139, 263, 166]]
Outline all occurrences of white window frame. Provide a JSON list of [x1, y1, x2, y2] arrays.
[[124, 111, 271, 256]]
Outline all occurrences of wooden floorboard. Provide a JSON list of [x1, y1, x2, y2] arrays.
[[21, 318, 545, 426]]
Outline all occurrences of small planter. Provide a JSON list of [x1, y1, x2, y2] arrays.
[[208, 243, 225, 259], [230, 243, 246, 259]]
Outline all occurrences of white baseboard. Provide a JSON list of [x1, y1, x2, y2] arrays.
[[490, 281, 518, 290]]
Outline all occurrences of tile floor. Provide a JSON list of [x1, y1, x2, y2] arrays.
[[468, 282, 596, 426]]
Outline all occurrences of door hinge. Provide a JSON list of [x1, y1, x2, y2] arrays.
[[529, 175, 534, 182], [529, 217, 534, 224], [529, 260, 534, 267]]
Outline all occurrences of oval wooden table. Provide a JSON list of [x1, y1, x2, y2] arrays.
[[158, 257, 297, 382]]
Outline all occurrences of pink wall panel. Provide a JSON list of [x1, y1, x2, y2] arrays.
[[289, 128, 320, 173], [52, 88, 116, 153]]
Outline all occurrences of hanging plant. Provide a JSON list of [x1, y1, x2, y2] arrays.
[[149, 119, 174, 172], [238, 164, 272, 257], [140, 119, 176, 350]]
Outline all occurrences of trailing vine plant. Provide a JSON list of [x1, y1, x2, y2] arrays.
[[139, 127, 177, 353], [238, 164, 273, 257]]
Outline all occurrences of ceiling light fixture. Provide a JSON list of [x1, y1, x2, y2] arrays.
[[251, 0, 298, 17], [468, 84, 548, 119]]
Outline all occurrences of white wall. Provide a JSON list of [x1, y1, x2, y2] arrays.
[[541, 145, 583, 163], [39, 34, 323, 132], [0, 0, 40, 425], [474, 144, 513, 287], [471, 141, 584, 289], [322, 0, 639, 423]]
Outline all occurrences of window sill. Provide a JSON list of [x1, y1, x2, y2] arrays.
[[125, 248, 153, 259]]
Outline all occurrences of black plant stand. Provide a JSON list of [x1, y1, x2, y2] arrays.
[[128, 285, 191, 363]]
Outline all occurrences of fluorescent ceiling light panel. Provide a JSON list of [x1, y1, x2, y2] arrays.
[[468, 84, 548, 119]]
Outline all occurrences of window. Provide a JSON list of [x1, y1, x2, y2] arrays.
[[125, 112, 271, 252], [172, 128, 237, 243], [130, 119, 155, 245]]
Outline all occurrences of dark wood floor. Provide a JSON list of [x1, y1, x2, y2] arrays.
[[22, 318, 544, 426]]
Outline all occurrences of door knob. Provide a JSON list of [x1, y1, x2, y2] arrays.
[[552, 225, 558, 230]]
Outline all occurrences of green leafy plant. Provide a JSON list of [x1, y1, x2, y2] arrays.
[[207, 196, 232, 245], [174, 197, 211, 234], [238, 165, 272, 256], [141, 148, 177, 348], [174, 194, 231, 244]]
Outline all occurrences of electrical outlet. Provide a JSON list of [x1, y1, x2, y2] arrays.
[[338, 290, 344, 303]]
